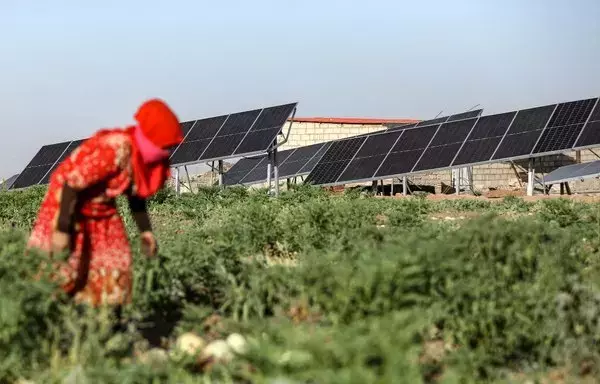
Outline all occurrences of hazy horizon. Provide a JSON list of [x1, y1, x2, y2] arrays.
[[2, 0, 599, 177]]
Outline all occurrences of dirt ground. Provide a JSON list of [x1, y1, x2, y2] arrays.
[[375, 189, 600, 203]]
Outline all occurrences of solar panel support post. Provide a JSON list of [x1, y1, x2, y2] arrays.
[[218, 160, 224, 189], [402, 176, 408, 196], [273, 147, 280, 197], [390, 178, 394, 196], [527, 158, 535, 196], [266, 151, 272, 195], [184, 166, 193, 194], [175, 167, 181, 196]]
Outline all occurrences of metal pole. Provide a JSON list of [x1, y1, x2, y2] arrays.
[[175, 167, 181, 196], [184, 166, 193, 193], [211, 161, 215, 185], [402, 176, 407, 196], [273, 147, 280, 197], [391, 178, 395, 196], [527, 158, 534, 196], [218, 160, 224, 188], [455, 168, 460, 195], [576, 150, 581, 163], [266, 151, 272, 195]]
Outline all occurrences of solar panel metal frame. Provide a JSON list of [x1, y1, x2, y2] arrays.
[[169, 102, 297, 167], [305, 97, 600, 187], [542, 160, 600, 185]]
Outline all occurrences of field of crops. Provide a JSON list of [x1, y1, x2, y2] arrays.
[[1, 185, 600, 383]]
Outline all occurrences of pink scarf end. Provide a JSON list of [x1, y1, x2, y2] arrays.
[[133, 125, 170, 164]]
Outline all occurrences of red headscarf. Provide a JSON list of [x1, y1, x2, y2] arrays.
[[128, 99, 184, 198]]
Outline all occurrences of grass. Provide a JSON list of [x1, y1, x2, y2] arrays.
[[1, 185, 600, 383]]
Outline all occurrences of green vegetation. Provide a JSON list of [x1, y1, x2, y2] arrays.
[[1, 185, 600, 383]]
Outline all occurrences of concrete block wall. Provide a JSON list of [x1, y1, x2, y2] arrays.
[[278, 122, 386, 150]]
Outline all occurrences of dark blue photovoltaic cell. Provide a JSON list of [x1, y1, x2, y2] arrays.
[[532, 98, 597, 154], [223, 156, 265, 186], [412, 118, 477, 172], [491, 104, 556, 160], [298, 142, 331, 174], [337, 131, 403, 182], [305, 137, 366, 185], [40, 139, 87, 185], [26, 142, 70, 168], [11, 165, 54, 189], [372, 125, 439, 179], [575, 120, 600, 148], [198, 110, 263, 162], [452, 112, 516, 166], [234, 149, 297, 185], [170, 115, 229, 165]]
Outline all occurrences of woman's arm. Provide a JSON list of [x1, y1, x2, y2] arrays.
[[56, 183, 78, 234], [127, 194, 152, 233]]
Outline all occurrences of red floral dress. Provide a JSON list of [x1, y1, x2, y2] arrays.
[[27, 131, 136, 307]]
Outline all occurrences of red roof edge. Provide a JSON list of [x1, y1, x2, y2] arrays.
[[287, 117, 420, 125]]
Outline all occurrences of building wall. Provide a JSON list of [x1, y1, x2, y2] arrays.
[[278, 121, 387, 150], [277, 121, 600, 193]]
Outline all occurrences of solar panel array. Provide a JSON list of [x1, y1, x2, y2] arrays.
[[305, 97, 600, 187], [223, 142, 330, 186], [170, 103, 297, 166], [223, 108, 484, 186], [10, 103, 297, 190], [543, 160, 600, 185]]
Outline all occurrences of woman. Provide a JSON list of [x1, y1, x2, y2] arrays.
[[27, 98, 184, 307]]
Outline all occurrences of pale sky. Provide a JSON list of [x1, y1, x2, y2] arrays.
[[1, 0, 599, 177]]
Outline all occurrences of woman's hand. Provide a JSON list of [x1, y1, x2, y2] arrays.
[[140, 231, 158, 258], [51, 231, 70, 255]]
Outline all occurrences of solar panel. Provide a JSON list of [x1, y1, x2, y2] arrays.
[[374, 124, 439, 178], [452, 112, 517, 166], [447, 109, 483, 122], [412, 118, 478, 172], [415, 117, 449, 127], [238, 157, 270, 185], [532, 98, 597, 154], [11, 142, 71, 189], [234, 103, 296, 155], [304, 137, 367, 185], [277, 143, 325, 177], [169, 102, 297, 166], [543, 160, 600, 185], [40, 139, 86, 185], [169, 120, 198, 156], [237, 149, 297, 185], [0, 174, 19, 191], [574, 99, 600, 148], [491, 104, 557, 160], [298, 142, 331, 174], [170, 116, 228, 165], [222, 156, 265, 186], [304, 96, 600, 188], [337, 131, 404, 183]]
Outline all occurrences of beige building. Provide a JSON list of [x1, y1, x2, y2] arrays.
[[276, 117, 600, 194]]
